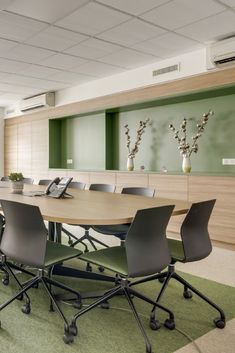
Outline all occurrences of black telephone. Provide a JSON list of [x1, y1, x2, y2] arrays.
[[45, 177, 73, 198]]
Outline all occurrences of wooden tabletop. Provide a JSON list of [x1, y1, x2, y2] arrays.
[[0, 182, 190, 225]]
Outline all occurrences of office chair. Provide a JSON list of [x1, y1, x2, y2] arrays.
[[0, 176, 9, 181], [38, 179, 52, 185], [67, 184, 115, 272], [132, 200, 226, 330], [66, 205, 175, 352], [62, 181, 86, 247], [92, 187, 155, 246], [0, 200, 83, 343], [23, 178, 34, 184]]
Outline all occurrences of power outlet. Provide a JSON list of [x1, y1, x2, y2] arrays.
[[67, 159, 73, 164], [222, 158, 235, 165]]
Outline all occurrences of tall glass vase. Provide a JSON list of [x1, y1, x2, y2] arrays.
[[182, 154, 191, 173]]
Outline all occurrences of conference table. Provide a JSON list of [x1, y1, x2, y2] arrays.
[[0, 182, 191, 298]]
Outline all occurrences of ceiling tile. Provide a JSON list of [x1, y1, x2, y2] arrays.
[[219, 0, 235, 7], [25, 26, 88, 51], [64, 38, 123, 59], [55, 2, 131, 35], [141, 0, 225, 30], [0, 11, 48, 42], [133, 32, 202, 58], [6, 0, 89, 23], [0, 72, 10, 80], [176, 10, 235, 42], [17, 64, 61, 78], [0, 82, 41, 95], [0, 58, 30, 73], [97, 0, 169, 15], [71, 61, 126, 77], [98, 18, 166, 46], [1, 44, 55, 64], [48, 71, 95, 84], [98, 48, 159, 69], [39, 53, 87, 70], [0, 38, 18, 52], [0, 0, 14, 10], [1, 74, 70, 90]]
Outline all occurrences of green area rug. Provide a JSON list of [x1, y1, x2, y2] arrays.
[[0, 260, 235, 353]]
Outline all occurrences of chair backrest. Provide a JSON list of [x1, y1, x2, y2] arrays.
[[89, 184, 116, 193], [23, 178, 34, 184], [180, 199, 216, 262], [69, 181, 86, 190], [122, 187, 155, 197], [38, 179, 52, 186], [125, 205, 174, 278], [1, 176, 9, 181], [0, 200, 48, 268], [0, 213, 5, 240]]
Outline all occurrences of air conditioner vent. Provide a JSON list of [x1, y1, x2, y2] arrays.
[[152, 64, 180, 77]]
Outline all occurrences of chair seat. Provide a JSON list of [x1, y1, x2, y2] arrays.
[[80, 246, 128, 276], [44, 240, 82, 268], [92, 224, 130, 240], [167, 238, 185, 262]]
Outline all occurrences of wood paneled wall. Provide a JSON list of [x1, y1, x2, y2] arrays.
[[4, 119, 235, 245]]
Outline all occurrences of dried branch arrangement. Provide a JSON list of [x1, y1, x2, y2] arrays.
[[169, 110, 214, 157], [124, 118, 150, 158]]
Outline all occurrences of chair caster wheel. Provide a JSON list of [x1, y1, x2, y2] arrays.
[[21, 304, 31, 314], [98, 266, 104, 272], [100, 301, 109, 309], [69, 323, 78, 336], [86, 264, 92, 272], [214, 317, 226, 329], [149, 318, 161, 330], [146, 345, 152, 353], [16, 293, 24, 301], [158, 277, 165, 283], [68, 238, 73, 246], [73, 301, 82, 310], [2, 277, 9, 286], [63, 333, 74, 344], [32, 282, 39, 289], [164, 319, 175, 330], [183, 290, 193, 299]]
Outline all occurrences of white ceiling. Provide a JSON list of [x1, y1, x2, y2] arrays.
[[0, 0, 235, 107]]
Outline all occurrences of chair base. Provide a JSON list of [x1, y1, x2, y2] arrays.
[[131, 263, 226, 329], [0, 265, 82, 343], [67, 278, 175, 352]]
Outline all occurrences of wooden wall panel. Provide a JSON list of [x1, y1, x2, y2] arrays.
[[89, 172, 116, 188], [116, 172, 148, 193], [188, 176, 235, 244]]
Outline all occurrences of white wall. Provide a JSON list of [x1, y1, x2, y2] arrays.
[[0, 108, 4, 176], [4, 48, 207, 118]]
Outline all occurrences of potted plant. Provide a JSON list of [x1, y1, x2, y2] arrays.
[[9, 172, 24, 194]]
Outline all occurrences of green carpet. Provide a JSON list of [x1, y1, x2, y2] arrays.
[[0, 260, 235, 353]]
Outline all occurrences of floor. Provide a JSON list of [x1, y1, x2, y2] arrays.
[[174, 246, 235, 353], [65, 226, 235, 353]]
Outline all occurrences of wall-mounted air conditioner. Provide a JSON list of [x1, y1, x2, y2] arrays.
[[20, 92, 55, 112], [206, 37, 235, 69]]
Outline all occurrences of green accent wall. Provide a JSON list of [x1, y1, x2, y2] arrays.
[[49, 86, 235, 174]]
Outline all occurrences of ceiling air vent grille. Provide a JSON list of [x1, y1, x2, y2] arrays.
[[152, 64, 180, 77]]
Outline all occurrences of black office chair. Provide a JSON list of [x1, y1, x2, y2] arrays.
[[1, 176, 9, 181], [38, 179, 52, 185], [133, 200, 226, 330], [0, 200, 83, 343], [66, 205, 175, 352], [67, 183, 115, 254], [23, 178, 34, 184], [62, 181, 86, 246], [92, 187, 155, 246]]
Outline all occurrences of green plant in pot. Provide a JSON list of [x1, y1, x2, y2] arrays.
[[9, 172, 24, 194]]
